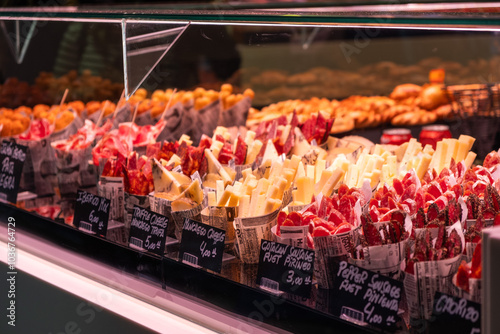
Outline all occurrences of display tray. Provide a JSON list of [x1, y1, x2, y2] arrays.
[[0, 202, 381, 334]]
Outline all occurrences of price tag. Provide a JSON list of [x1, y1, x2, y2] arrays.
[[330, 261, 402, 330], [430, 292, 480, 334], [0, 140, 27, 203], [128, 205, 169, 256], [74, 190, 110, 238], [256, 240, 315, 298], [179, 219, 225, 273]]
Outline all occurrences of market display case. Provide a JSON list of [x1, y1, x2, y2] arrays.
[[1, 2, 500, 333]]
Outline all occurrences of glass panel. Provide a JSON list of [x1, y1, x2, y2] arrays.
[[0, 20, 123, 107], [122, 20, 189, 98], [0, 20, 36, 64]]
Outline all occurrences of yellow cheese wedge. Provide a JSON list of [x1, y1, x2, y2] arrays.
[[395, 142, 409, 162], [207, 191, 217, 206], [314, 169, 333, 196], [255, 178, 270, 195], [369, 169, 381, 189], [177, 179, 203, 205], [288, 155, 301, 174], [275, 177, 288, 200], [244, 130, 256, 147], [262, 139, 278, 165], [416, 153, 432, 180], [152, 159, 182, 195], [296, 176, 314, 204], [465, 151, 477, 169], [216, 180, 225, 204], [205, 149, 232, 184], [245, 139, 263, 165], [171, 197, 197, 212], [178, 134, 193, 146], [306, 164, 315, 179], [266, 184, 280, 199], [238, 195, 250, 217], [166, 154, 181, 168], [315, 159, 326, 183], [321, 169, 345, 197], [455, 141, 469, 163], [210, 140, 224, 159], [458, 135, 476, 152], [227, 191, 241, 207], [217, 185, 233, 206]]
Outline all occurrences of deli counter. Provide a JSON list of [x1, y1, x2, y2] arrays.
[[1, 2, 500, 334]]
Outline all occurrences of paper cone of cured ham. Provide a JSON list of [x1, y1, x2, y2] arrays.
[[17, 118, 56, 197], [349, 210, 411, 282], [296, 190, 364, 289], [52, 120, 110, 201]]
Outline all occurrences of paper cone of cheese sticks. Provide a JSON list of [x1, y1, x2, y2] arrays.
[[403, 221, 465, 319]]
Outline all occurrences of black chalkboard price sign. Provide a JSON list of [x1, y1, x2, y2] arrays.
[[330, 261, 402, 330], [0, 140, 27, 204], [74, 189, 110, 238], [256, 240, 315, 298], [430, 292, 480, 334], [179, 219, 225, 273], [128, 205, 169, 256]]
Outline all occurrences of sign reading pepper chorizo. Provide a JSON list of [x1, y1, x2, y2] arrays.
[[74, 189, 110, 238], [430, 292, 480, 334], [179, 218, 225, 273], [330, 261, 402, 330], [0, 140, 27, 204], [129, 205, 169, 256], [256, 240, 315, 298]]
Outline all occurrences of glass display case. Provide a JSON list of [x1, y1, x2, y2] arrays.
[[1, 2, 500, 333]]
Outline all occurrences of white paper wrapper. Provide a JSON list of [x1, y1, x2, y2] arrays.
[[123, 192, 150, 244], [451, 274, 482, 304], [350, 240, 408, 280], [404, 254, 463, 319], [171, 202, 204, 241], [233, 208, 279, 264], [106, 220, 127, 246], [313, 227, 360, 289], [271, 225, 308, 249], [201, 206, 237, 246], [149, 194, 175, 240], [98, 176, 124, 223], [53, 144, 96, 200], [17, 137, 57, 197]]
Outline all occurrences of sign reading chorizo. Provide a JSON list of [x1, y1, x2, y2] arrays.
[[430, 292, 480, 334]]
